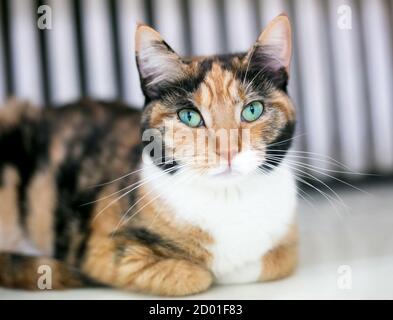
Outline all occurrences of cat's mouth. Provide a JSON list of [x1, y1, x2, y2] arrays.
[[206, 164, 249, 179]]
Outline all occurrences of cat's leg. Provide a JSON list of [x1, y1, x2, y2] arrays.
[[260, 224, 298, 281], [260, 241, 297, 281], [81, 232, 213, 296]]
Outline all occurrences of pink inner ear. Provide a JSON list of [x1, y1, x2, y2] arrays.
[[257, 15, 292, 72], [136, 26, 185, 89], [248, 44, 288, 74], [264, 44, 289, 71]]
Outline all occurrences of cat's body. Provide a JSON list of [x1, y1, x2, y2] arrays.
[[0, 15, 298, 295]]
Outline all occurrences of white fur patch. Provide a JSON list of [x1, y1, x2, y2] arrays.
[[142, 155, 297, 284]]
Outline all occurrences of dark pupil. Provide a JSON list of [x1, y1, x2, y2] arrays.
[[187, 112, 192, 121], [250, 105, 255, 114]]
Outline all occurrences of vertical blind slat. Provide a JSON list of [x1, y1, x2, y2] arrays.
[[258, 0, 287, 26], [152, 0, 186, 54], [10, 0, 43, 105], [223, 0, 256, 52], [82, 0, 117, 99], [117, 0, 145, 107], [361, 0, 393, 172], [46, 0, 80, 105], [329, 0, 368, 172], [189, 0, 221, 55], [294, 0, 333, 171]]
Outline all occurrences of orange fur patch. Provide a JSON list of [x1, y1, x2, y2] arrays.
[[26, 170, 56, 255], [0, 166, 24, 251], [260, 223, 298, 281]]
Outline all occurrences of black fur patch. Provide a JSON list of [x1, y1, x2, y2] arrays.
[[143, 60, 214, 105], [0, 118, 50, 227], [54, 155, 80, 260], [114, 227, 183, 256], [260, 121, 296, 171], [231, 46, 289, 93], [73, 188, 103, 268], [54, 105, 110, 260]]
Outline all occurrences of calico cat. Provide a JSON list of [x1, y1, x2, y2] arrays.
[[0, 14, 297, 296]]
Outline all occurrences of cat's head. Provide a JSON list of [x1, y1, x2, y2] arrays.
[[135, 14, 295, 180]]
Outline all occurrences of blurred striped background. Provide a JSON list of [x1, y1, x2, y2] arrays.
[[0, 0, 392, 178]]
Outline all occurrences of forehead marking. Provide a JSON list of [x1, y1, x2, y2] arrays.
[[195, 63, 239, 111]]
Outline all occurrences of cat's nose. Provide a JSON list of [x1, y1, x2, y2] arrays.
[[217, 149, 238, 166]]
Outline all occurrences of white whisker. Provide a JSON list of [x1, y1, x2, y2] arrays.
[[91, 163, 188, 222]]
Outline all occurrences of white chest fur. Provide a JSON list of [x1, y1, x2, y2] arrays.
[[142, 159, 297, 284]]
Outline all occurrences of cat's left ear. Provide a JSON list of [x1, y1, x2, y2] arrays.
[[135, 24, 186, 100], [246, 14, 292, 76]]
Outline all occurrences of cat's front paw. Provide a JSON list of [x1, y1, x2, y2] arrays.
[[261, 242, 298, 281], [121, 259, 213, 296]]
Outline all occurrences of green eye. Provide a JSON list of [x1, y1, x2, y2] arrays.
[[178, 109, 203, 128], [241, 101, 264, 122]]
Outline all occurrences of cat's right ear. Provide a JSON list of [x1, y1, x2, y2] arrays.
[[135, 24, 186, 100]]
